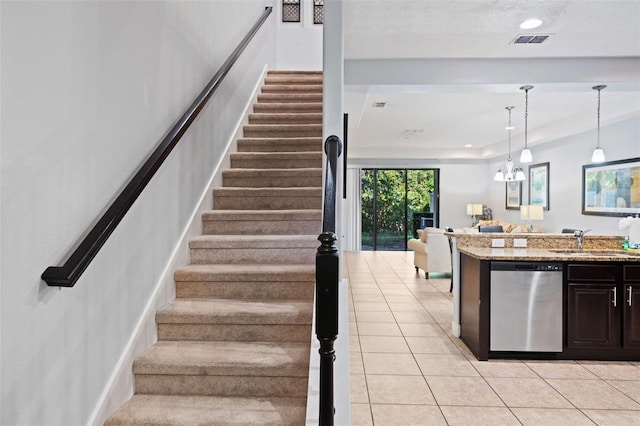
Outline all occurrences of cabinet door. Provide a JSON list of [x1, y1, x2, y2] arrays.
[[567, 283, 618, 349], [623, 283, 640, 348]]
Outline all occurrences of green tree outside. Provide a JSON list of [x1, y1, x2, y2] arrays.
[[362, 169, 436, 249]]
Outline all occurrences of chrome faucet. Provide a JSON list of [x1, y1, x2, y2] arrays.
[[574, 229, 591, 251]]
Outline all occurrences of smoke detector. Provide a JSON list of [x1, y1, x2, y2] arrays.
[[512, 34, 550, 44], [402, 129, 424, 139]]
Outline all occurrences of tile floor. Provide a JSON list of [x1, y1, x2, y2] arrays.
[[345, 251, 640, 426]]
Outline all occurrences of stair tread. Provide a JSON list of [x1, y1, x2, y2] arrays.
[[202, 209, 321, 220], [212, 187, 321, 194], [157, 299, 312, 324], [231, 151, 321, 157], [174, 264, 315, 282], [223, 168, 321, 175], [105, 394, 306, 426], [133, 340, 310, 376]]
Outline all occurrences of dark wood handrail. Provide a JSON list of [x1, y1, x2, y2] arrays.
[[316, 135, 342, 425], [41, 7, 273, 287], [322, 135, 342, 233]]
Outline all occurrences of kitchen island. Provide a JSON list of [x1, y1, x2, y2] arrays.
[[447, 232, 640, 361]]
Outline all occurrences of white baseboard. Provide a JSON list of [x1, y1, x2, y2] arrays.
[[88, 65, 268, 426]]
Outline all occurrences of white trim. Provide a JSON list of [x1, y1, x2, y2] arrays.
[[88, 66, 268, 426]]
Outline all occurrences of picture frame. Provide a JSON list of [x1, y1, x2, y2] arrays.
[[529, 162, 550, 210], [505, 181, 522, 210], [582, 157, 640, 217]]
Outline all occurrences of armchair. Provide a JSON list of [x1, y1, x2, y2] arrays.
[[407, 227, 452, 278]]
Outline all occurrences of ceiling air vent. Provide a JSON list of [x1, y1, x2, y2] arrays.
[[372, 102, 388, 108], [512, 34, 550, 44]]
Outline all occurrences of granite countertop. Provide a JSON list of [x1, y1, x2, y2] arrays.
[[458, 247, 640, 262]]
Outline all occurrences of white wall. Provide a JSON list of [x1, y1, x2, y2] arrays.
[[0, 1, 275, 425], [272, 0, 323, 70], [488, 117, 640, 235]]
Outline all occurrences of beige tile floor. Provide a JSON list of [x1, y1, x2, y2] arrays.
[[345, 251, 640, 426]]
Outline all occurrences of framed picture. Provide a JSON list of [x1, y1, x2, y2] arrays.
[[582, 157, 640, 216], [505, 181, 522, 210], [529, 162, 550, 210]]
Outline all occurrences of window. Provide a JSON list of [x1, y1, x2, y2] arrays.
[[282, 0, 301, 23], [313, 0, 323, 24]]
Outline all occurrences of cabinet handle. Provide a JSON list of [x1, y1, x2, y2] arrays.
[[612, 287, 617, 307], [629, 286, 633, 307]]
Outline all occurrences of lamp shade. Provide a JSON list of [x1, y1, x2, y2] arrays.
[[520, 204, 544, 220], [467, 204, 483, 215], [592, 147, 605, 163], [529, 204, 544, 220]]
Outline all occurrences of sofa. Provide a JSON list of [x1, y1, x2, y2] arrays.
[[475, 219, 544, 233], [407, 227, 452, 278]]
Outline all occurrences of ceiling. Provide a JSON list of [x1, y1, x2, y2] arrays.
[[342, 0, 640, 161]]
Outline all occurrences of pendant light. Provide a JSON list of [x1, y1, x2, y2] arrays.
[[592, 85, 607, 163], [494, 106, 526, 182], [519, 85, 534, 163]]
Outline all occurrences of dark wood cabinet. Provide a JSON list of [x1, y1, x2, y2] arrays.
[[566, 264, 619, 350], [567, 283, 618, 349], [564, 264, 640, 359], [623, 265, 640, 348]]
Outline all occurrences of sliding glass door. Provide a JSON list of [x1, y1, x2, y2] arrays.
[[362, 169, 439, 251]]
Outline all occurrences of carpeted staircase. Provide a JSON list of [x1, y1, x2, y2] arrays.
[[105, 70, 323, 425]]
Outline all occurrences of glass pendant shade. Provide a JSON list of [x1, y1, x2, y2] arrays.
[[520, 148, 532, 163], [494, 106, 526, 182], [592, 147, 605, 163]]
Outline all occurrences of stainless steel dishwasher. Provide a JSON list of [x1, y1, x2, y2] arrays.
[[490, 261, 563, 352]]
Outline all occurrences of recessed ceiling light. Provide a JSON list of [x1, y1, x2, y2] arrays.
[[520, 18, 542, 30], [464, 144, 473, 148], [505, 126, 515, 130]]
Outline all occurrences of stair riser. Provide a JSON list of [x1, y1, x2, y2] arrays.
[[237, 140, 321, 153], [223, 176, 321, 188], [175, 281, 314, 299], [267, 70, 322, 76], [203, 219, 321, 235], [158, 324, 311, 342], [262, 85, 322, 93], [249, 115, 322, 125], [243, 127, 321, 138], [135, 375, 308, 398], [264, 77, 323, 85], [230, 159, 321, 169], [257, 94, 323, 103], [213, 196, 321, 210], [253, 104, 322, 113], [190, 247, 316, 265]]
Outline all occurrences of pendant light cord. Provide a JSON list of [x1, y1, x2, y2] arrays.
[[596, 87, 601, 149]]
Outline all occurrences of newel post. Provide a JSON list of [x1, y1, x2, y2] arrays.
[[316, 231, 339, 426]]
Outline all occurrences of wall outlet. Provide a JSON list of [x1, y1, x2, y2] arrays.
[[514, 238, 528, 248], [491, 239, 505, 248]]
